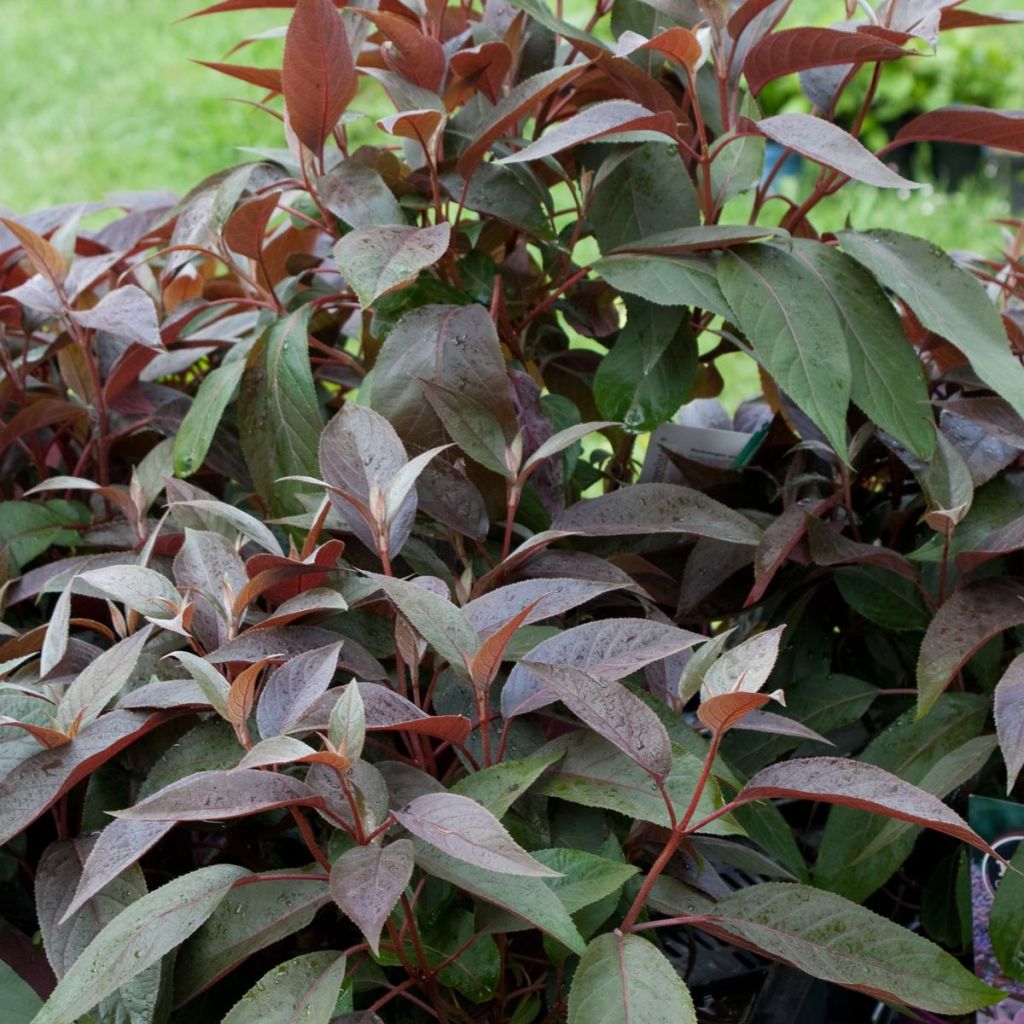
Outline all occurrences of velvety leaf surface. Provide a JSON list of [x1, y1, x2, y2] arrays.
[[32, 865, 246, 1024], [520, 662, 672, 778], [757, 114, 918, 189], [701, 883, 1001, 1014], [395, 793, 559, 876], [995, 652, 1024, 792], [330, 840, 414, 954]]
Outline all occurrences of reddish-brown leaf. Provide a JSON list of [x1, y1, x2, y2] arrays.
[[194, 61, 283, 92], [737, 757, 996, 857], [940, 8, 1024, 28], [894, 107, 1024, 155], [0, 717, 70, 749], [457, 64, 587, 177], [184, 0, 341, 16], [362, 11, 446, 92], [223, 192, 279, 259], [0, 217, 66, 285], [743, 28, 912, 94], [804, 514, 917, 581], [0, 399, 87, 457], [918, 578, 1024, 716], [283, 0, 357, 156], [467, 599, 542, 691], [697, 692, 778, 735], [728, 0, 791, 42], [956, 515, 1024, 574], [448, 43, 512, 104]]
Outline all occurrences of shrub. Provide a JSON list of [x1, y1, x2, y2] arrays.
[[2, 0, 1024, 1021]]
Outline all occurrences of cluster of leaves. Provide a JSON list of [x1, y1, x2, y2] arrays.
[[2, 0, 1024, 1021]]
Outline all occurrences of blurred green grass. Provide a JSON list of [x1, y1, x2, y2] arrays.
[[0, 0, 285, 213]]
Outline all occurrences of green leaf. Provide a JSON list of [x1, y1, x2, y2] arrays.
[[568, 932, 697, 1024], [786, 240, 934, 460], [536, 733, 739, 835], [839, 229, 1024, 415], [813, 694, 988, 901], [441, 164, 551, 237], [412, 841, 586, 954], [0, 961, 41, 1024], [238, 308, 323, 516], [532, 848, 638, 913], [327, 682, 366, 761], [590, 142, 699, 254], [451, 750, 564, 818], [420, 378, 512, 478], [594, 253, 733, 319], [173, 359, 246, 477], [333, 224, 450, 308], [702, 883, 1002, 1015], [718, 245, 850, 459], [990, 840, 1024, 981], [0, 501, 82, 567], [834, 566, 930, 632], [173, 869, 329, 1004], [366, 573, 478, 674], [32, 864, 246, 1024], [220, 951, 347, 1024], [79, 566, 179, 620], [594, 298, 697, 432]]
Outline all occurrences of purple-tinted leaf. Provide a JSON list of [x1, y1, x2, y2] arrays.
[[457, 65, 586, 177], [804, 515, 917, 580], [330, 840, 414, 955], [115, 769, 323, 821], [502, 618, 703, 718], [71, 286, 162, 349], [319, 160, 405, 228], [520, 422, 616, 479], [63, 820, 173, 922], [173, 869, 330, 1003], [173, 528, 247, 648], [167, 652, 231, 718], [40, 583, 72, 678], [700, 883, 1001, 1015], [737, 757, 995, 856], [756, 114, 918, 188], [31, 865, 247, 1024], [333, 224, 450, 308], [0, 711, 161, 846], [521, 662, 672, 778], [501, 101, 677, 164], [78, 566, 179, 620], [743, 28, 911, 94], [170, 497, 283, 554], [552, 483, 762, 544], [956, 514, 1024, 574], [464, 579, 622, 638], [917, 579, 1024, 717], [210, 626, 386, 680], [256, 643, 341, 738], [282, 0, 356, 156], [611, 226, 775, 255], [995, 653, 1024, 793], [394, 793, 559, 876], [732, 710, 833, 746]]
